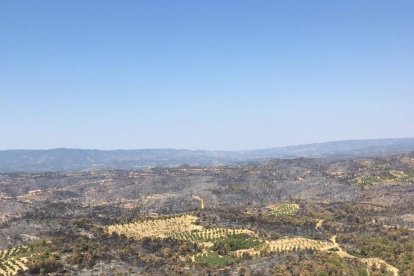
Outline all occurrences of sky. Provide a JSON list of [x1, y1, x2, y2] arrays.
[[1, 1, 413, 150]]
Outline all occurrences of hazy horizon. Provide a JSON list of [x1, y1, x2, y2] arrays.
[[1, 136, 413, 152], [1, 1, 413, 150]]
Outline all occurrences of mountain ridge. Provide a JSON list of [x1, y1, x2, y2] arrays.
[[1, 137, 414, 172]]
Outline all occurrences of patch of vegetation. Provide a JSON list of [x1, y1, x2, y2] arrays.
[[194, 252, 238, 267], [400, 170, 414, 183], [266, 203, 299, 217], [24, 240, 63, 274], [272, 252, 372, 276], [340, 227, 414, 274], [356, 168, 414, 187], [358, 176, 381, 186], [172, 228, 255, 243], [212, 234, 263, 254]]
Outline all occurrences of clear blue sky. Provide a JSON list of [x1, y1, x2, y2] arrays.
[[1, 1, 413, 150]]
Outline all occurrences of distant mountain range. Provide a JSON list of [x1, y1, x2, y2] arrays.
[[1, 138, 414, 172]]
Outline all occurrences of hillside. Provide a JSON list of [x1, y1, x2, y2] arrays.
[[0, 154, 413, 275]]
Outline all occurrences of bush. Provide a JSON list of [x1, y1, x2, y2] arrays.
[[194, 252, 238, 267], [213, 234, 263, 255]]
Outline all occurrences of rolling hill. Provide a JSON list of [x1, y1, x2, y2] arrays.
[[1, 138, 413, 172]]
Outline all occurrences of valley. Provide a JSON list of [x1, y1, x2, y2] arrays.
[[0, 154, 413, 275]]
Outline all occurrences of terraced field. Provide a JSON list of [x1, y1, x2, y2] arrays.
[[172, 228, 256, 244], [108, 213, 345, 264], [265, 203, 299, 216], [108, 213, 402, 275], [107, 214, 203, 239], [107, 214, 255, 246], [267, 237, 334, 252], [232, 237, 335, 258], [360, 258, 399, 276], [0, 247, 29, 276], [355, 168, 414, 186]]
